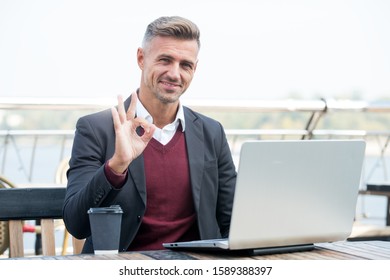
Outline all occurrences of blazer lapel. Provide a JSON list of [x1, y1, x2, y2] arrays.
[[183, 107, 204, 212]]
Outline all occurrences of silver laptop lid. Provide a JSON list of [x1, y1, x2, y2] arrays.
[[228, 139, 366, 250]]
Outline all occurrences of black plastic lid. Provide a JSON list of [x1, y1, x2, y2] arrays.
[[87, 205, 123, 214]]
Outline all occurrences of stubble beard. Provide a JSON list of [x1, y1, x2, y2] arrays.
[[154, 88, 184, 104]]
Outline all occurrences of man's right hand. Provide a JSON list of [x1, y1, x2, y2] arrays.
[[109, 93, 156, 174]]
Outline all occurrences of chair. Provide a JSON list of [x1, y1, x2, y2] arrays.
[[0, 176, 69, 256], [55, 157, 85, 255], [0, 187, 65, 257], [0, 175, 16, 256]]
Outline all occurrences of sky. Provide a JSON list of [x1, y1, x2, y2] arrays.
[[1, 0, 390, 101]]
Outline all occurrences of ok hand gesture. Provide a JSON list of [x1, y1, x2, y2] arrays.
[[109, 93, 156, 174]]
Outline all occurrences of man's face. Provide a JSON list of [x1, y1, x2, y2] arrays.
[[137, 36, 198, 104]]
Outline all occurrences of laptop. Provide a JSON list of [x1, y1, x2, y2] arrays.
[[163, 139, 366, 255]]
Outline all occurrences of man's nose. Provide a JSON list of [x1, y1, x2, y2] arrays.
[[166, 63, 180, 80]]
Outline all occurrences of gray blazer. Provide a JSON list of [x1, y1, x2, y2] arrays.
[[63, 97, 237, 253]]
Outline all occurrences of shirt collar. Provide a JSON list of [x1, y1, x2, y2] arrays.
[[136, 98, 186, 132]]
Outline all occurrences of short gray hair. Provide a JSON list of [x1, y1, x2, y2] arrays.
[[142, 16, 200, 49]]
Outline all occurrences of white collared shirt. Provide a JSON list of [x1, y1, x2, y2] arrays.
[[136, 100, 186, 145]]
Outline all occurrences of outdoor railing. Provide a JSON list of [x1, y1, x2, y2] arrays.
[[1, 97, 390, 184]]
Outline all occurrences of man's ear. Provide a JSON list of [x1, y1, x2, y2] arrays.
[[137, 48, 144, 70]]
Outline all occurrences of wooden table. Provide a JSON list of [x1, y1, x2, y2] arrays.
[[6, 241, 390, 260]]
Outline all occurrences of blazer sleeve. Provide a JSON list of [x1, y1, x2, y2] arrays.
[[215, 124, 237, 238], [62, 109, 118, 239]]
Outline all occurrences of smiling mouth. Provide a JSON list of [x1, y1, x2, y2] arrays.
[[160, 81, 181, 89]]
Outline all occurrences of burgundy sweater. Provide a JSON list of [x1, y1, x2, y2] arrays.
[[127, 128, 200, 250]]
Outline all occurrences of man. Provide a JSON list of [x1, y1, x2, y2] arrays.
[[63, 16, 237, 253]]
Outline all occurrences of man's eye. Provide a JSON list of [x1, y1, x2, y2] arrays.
[[182, 63, 193, 70]]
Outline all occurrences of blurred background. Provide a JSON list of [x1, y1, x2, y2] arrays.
[[1, 0, 390, 256], [1, 0, 390, 101]]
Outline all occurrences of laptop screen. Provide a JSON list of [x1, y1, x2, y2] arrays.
[[228, 139, 366, 250]]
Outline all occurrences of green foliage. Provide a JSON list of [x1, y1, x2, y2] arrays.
[[0, 109, 98, 130], [1, 101, 390, 132]]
